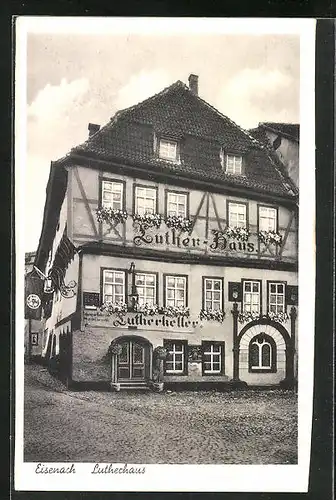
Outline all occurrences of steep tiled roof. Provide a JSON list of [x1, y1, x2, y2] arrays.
[[71, 80, 297, 198], [260, 122, 299, 142]]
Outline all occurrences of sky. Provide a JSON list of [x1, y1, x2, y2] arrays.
[[23, 30, 300, 253]]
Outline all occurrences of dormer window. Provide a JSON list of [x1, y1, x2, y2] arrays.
[[226, 154, 243, 174], [159, 138, 179, 162], [221, 149, 243, 175]]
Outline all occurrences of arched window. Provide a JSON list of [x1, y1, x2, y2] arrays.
[[249, 333, 276, 373]]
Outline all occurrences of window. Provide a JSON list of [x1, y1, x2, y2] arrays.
[[203, 278, 223, 311], [164, 340, 187, 374], [249, 334, 276, 372], [166, 191, 187, 218], [259, 206, 277, 232], [243, 280, 261, 313], [135, 186, 157, 215], [268, 282, 285, 313], [165, 275, 187, 308], [228, 202, 247, 228], [202, 342, 224, 375], [224, 154, 243, 174], [102, 180, 124, 210], [159, 139, 178, 161], [102, 269, 125, 303], [135, 273, 157, 306]]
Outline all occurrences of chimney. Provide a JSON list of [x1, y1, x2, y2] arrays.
[[88, 123, 100, 137], [188, 74, 199, 96]]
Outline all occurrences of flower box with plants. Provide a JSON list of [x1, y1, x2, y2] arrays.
[[100, 301, 128, 316], [224, 226, 250, 242], [165, 215, 193, 233], [267, 311, 289, 323], [96, 207, 128, 225], [153, 346, 169, 360], [257, 230, 282, 246], [157, 305, 190, 317], [134, 303, 159, 316], [132, 212, 163, 230], [199, 309, 226, 322], [238, 311, 260, 323], [212, 227, 250, 242]]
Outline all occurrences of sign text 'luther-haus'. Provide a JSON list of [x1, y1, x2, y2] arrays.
[[83, 309, 200, 330], [133, 228, 256, 252]]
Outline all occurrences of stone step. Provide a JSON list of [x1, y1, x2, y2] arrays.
[[119, 381, 150, 391], [120, 385, 150, 391]]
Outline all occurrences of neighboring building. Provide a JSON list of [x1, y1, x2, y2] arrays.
[[24, 251, 44, 360], [249, 122, 299, 189], [34, 74, 299, 391]]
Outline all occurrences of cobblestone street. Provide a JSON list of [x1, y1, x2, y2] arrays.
[[24, 365, 297, 464]]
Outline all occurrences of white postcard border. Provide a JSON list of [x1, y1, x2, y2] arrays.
[[14, 17, 316, 492]]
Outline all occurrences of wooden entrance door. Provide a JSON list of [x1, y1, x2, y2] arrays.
[[117, 340, 146, 380]]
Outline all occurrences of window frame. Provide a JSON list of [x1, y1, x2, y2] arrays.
[[225, 153, 243, 175], [163, 273, 188, 308], [158, 137, 180, 163], [165, 189, 190, 219], [99, 177, 126, 212], [134, 271, 159, 307], [267, 280, 287, 314], [257, 204, 279, 233], [241, 278, 263, 314], [133, 183, 159, 215], [202, 276, 224, 312], [202, 341, 225, 376], [100, 267, 127, 305], [248, 334, 277, 373], [227, 200, 249, 229], [163, 339, 188, 375]]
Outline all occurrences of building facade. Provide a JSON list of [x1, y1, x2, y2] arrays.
[[34, 75, 299, 390], [250, 122, 299, 189]]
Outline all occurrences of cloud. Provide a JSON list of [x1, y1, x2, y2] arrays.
[[27, 78, 94, 159], [114, 69, 171, 110], [28, 78, 90, 123], [215, 68, 296, 129]]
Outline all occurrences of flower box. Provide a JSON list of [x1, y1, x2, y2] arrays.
[[165, 215, 193, 233], [157, 305, 190, 317], [238, 311, 260, 323], [199, 309, 225, 322], [100, 301, 128, 316], [134, 303, 159, 316], [96, 207, 128, 225], [212, 227, 250, 242], [267, 311, 289, 323], [258, 230, 282, 245], [132, 212, 163, 230]]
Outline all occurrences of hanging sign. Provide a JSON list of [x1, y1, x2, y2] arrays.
[[25, 271, 44, 320]]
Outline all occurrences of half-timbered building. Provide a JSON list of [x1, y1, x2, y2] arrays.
[[35, 74, 299, 391]]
